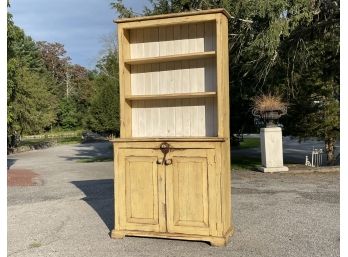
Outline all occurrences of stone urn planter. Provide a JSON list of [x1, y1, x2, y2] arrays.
[[252, 107, 287, 128], [251, 94, 288, 172]]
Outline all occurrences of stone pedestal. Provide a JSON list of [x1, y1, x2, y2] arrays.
[[258, 127, 289, 173]]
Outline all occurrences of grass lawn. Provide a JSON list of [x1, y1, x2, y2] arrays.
[[231, 138, 261, 170], [231, 155, 261, 170], [19, 136, 82, 147], [237, 137, 260, 149], [55, 136, 82, 144]]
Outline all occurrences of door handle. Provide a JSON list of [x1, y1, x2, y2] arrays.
[[156, 159, 163, 165], [165, 159, 172, 165], [159, 142, 170, 165]]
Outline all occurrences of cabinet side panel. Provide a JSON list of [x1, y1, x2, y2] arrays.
[[113, 144, 121, 230], [221, 141, 232, 234], [115, 144, 127, 230], [219, 15, 232, 234], [214, 14, 230, 138], [118, 26, 132, 137], [214, 143, 223, 236], [221, 15, 230, 139]]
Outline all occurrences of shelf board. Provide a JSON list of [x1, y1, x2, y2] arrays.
[[110, 137, 226, 142], [124, 51, 216, 65], [125, 92, 216, 101]]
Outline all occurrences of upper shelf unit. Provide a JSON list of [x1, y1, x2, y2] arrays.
[[116, 9, 230, 138]]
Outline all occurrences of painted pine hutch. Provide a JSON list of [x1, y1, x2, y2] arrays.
[[111, 9, 232, 246]]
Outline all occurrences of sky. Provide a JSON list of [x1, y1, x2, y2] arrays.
[[9, 0, 149, 69]]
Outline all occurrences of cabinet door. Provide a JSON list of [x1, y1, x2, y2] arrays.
[[165, 149, 215, 236], [116, 149, 166, 232]]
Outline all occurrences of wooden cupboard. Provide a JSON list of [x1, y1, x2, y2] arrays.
[[111, 9, 232, 246]]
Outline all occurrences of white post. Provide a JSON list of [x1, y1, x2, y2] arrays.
[[311, 149, 314, 167], [258, 127, 289, 172]]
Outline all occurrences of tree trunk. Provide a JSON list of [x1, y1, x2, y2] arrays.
[[325, 137, 336, 165]]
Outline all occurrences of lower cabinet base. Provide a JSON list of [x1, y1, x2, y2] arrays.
[[111, 227, 234, 247]]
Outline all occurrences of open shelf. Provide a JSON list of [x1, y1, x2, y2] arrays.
[[124, 51, 216, 65], [125, 92, 216, 101]]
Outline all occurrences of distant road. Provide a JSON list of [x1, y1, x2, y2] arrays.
[[233, 135, 340, 165]]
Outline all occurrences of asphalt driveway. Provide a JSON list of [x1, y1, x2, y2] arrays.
[[7, 142, 339, 257]]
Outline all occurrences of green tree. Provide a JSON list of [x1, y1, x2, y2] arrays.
[[37, 42, 95, 130], [36, 41, 71, 98], [278, 0, 340, 164], [57, 98, 80, 129], [7, 10, 58, 147], [69, 64, 95, 114], [9, 68, 58, 135], [85, 48, 120, 134]]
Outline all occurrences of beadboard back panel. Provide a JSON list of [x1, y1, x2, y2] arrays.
[[129, 22, 217, 137]]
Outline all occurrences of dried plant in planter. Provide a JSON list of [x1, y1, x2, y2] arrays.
[[252, 94, 288, 127]]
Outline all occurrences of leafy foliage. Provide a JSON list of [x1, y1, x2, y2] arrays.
[[36, 41, 95, 130], [9, 68, 58, 134], [57, 98, 80, 129], [85, 48, 120, 135], [36, 41, 71, 98], [7, 6, 121, 146], [7, 11, 58, 147]]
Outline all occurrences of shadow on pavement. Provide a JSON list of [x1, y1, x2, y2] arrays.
[[71, 179, 114, 231], [61, 142, 113, 162], [7, 158, 16, 169]]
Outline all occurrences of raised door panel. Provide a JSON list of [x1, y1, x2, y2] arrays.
[[165, 149, 214, 236], [117, 149, 165, 232]]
